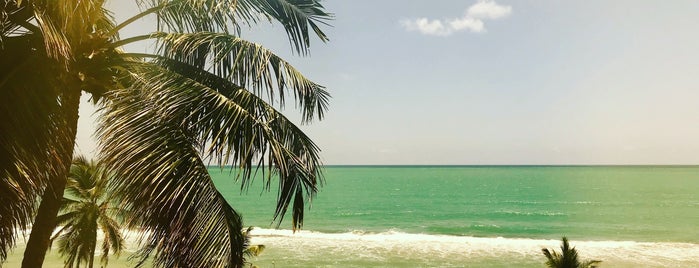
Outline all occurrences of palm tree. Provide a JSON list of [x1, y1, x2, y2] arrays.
[[242, 227, 265, 268], [1, 0, 331, 267], [542, 237, 601, 268], [51, 156, 124, 268]]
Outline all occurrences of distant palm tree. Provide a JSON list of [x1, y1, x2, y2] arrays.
[[542, 237, 601, 268], [242, 227, 266, 268], [51, 156, 124, 268]]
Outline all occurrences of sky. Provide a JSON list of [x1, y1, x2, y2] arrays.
[[75, 0, 699, 165]]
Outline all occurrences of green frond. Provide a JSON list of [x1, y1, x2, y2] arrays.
[[96, 83, 246, 267], [0, 30, 73, 261], [581, 260, 602, 268], [29, 0, 115, 39], [120, 60, 322, 230], [244, 0, 332, 54], [542, 237, 601, 268], [244, 244, 265, 258], [152, 31, 329, 122], [135, 0, 239, 33], [242, 226, 264, 266], [1, 1, 35, 38], [133, 0, 330, 53], [99, 215, 124, 266], [52, 156, 125, 268]]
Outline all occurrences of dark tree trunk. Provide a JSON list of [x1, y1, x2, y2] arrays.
[[89, 244, 95, 268], [22, 89, 81, 268]]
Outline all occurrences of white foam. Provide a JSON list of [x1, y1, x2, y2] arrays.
[[13, 226, 699, 266], [248, 228, 699, 266]]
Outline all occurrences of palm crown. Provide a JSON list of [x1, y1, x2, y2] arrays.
[[1, 0, 331, 267], [542, 237, 601, 268], [51, 156, 124, 268]]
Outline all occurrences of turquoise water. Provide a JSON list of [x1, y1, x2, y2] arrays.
[[5, 166, 699, 267], [216, 166, 699, 267], [219, 166, 699, 242]]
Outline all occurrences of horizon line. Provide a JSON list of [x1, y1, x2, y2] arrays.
[[209, 164, 699, 168], [320, 164, 699, 167]]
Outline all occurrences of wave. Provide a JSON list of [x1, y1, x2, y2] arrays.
[[494, 210, 567, 216], [248, 228, 699, 266], [500, 200, 603, 205]]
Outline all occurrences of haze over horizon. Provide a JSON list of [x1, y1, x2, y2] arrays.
[[75, 0, 699, 165]]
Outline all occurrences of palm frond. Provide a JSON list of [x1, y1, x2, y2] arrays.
[[542, 247, 561, 267], [55, 206, 99, 268], [152, 31, 329, 122], [1, 0, 35, 38], [52, 156, 125, 268], [244, 244, 265, 258], [135, 0, 239, 33], [0, 32, 71, 261], [124, 60, 322, 229], [30, 5, 72, 63], [29, 0, 114, 37], [96, 81, 246, 267], [542, 237, 602, 268], [580, 260, 602, 268], [133, 0, 330, 53], [242, 0, 332, 54], [98, 214, 124, 266]]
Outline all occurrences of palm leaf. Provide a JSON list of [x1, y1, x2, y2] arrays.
[[96, 81, 246, 267], [134, 0, 239, 33], [152, 31, 329, 122], [98, 214, 124, 266], [134, 0, 330, 54], [244, 0, 331, 54], [51, 156, 125, 268], [0, 30, 73, 261], [30, 5, 72, 63], [542, 237, 602, 268], [581, 260, 602, 268], [126, 60, 321, 229], [1, 1, 36, 38]]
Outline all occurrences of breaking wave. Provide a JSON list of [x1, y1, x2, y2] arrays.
[[248, 228, 699, 267]]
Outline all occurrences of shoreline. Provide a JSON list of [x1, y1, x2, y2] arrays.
[[6, 227, 699, 267]]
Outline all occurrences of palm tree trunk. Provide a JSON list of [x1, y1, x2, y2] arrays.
[[22, 89, 82, 268], [89, 245, 95, 268], [89, 223, 96, 268]]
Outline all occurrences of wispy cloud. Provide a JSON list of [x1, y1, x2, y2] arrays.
[[401, 0, 512, 36]]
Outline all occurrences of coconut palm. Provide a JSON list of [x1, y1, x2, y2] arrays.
[[542, 237, 601, 268], [50, 156, 124, 268], [242, 227, 265, 268], [0, 0, 331, 267]]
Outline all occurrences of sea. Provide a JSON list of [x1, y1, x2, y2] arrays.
[[4, 166, 699, 267]]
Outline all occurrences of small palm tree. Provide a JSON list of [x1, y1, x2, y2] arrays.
[[243, 227, 266, 268], [51, 156, 124, 268], [542, 237, 601, 268]]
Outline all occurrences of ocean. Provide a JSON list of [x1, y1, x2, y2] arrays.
[[224, 166, 699, 267], [5, 166, 699, 267]]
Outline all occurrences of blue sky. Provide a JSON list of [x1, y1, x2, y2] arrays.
[[76, 0, 699, 165]]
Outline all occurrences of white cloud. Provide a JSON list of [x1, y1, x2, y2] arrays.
[[449, 17, 485, 33], [400, 18, 452, 36], [467, 0, 512, 19], [401, 0, 512, 36]]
